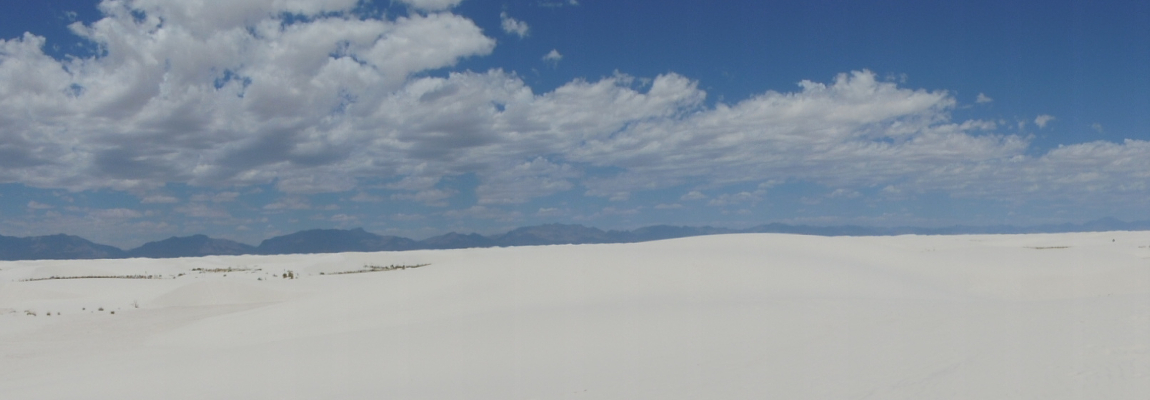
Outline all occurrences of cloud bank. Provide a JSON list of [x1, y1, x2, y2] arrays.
[[1, 0, 1148, 214]]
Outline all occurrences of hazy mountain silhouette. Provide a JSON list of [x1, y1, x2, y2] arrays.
[[256, 228, 418, 255], [492, 223, 615, 246], [0, 234, 126, 261], [4, 218, 1150, 261], [418, 232, 497, 249], [127, 235, 256, 258], [609, 225, 735, 242]]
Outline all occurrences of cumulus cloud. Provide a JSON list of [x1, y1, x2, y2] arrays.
[[1, 1, 1149, 217], [976, 93, 993, 103], [0, 1, 494, 191], [350, 192, 384, 202], [391, 188, 457, 206], [681, 191, 707, 201], [263, 197, 311, 210], [190, 192, 238, 203], [397, 0, 464, 12], [500, 12, 529, 38], [1035, 114, 1055, 129], [600, 206, 640, 216], [330, 213, 357, 223], [141, 195, 179, 204], [443, 205, 521, 221], [539, 1, 578, 7], [27, 201, 53, 210], [90, 208, 143, 219], [475, 157, 577, 204], [543, 49, 562, 63], [175, 203, 233, 218], [536, 207, 565, 217], [708, 191, 762, 207], [828, 188, 861, 198]]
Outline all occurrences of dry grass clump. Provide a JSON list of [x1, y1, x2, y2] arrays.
[[192, 267, 256, 273], [320, 264, 429, 275], [20, 274, 163, 282]]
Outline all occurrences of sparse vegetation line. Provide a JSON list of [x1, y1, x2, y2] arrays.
[[192, 267, 255, 273], [20, 275, 163, 282], [321, 264, 430, 275], [1026, 246, 1070, 250]]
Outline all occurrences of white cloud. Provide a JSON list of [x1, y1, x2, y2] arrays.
[[600, 206, 640, 216], [681, 191, 707, 201], [476, 157, 577, 204], [654, 203, 683, 210], [27, 201, 53, 210], [543, 49, 562, 63], [976, 93, 993, 103], [1091, 123, 1104, 134], [190, 192, 239, 203], [536, 207, 565, 217], [141, 195, 179, 204], [500, 12, 529, 38], [396, 0, 464, 11], [350, 192, 384, 202], [392, 213, 425, 221], [1035, 114, 1055, 129], [1, 2, 1149, 216], [89, 208, 143, 219], [330, 213, 357, 222], [175, 203, 232, 218], [442, 205, 521, 221], [539, 1, 578, 7], [0, 2, 493, 191], [391, 188, 457, 206], [828, 188, 861, 198], [263, 197, 311, 210], [708, 191, 762, 207]]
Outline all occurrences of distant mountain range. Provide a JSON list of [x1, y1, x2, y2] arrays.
[[3, 218, 1150, 261]]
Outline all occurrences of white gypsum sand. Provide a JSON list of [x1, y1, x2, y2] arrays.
[[1, 232, 1148, 399]]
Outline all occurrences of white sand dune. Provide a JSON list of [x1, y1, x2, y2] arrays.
[[2, 232, 1149, 399]]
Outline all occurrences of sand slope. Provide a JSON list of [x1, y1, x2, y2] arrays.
[[1, 232, 1148, 399]]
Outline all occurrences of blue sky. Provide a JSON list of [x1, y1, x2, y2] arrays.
[[0, 0, 1148, 247]]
